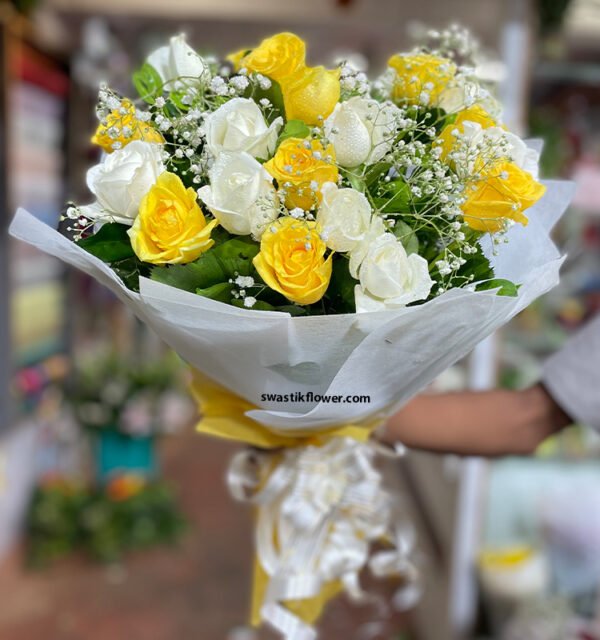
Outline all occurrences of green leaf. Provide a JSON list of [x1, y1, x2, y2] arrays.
[[452, 246, 495, 284], [373, 179, 411, 213], [195, 282, 233, 303], [277, 119, 310, 146], [476, 278, 520, 297], [111, 256, 150, 292], [231, 298, 276, 312], [150, 237, 259, 293], [392, 220, 419, 255], [326, 256, 357, 313], [345, 170, 366, 193], [364, 162, 392, 189], [77, 223, 135, 262], [132, 63, 163, 104], [168, 90, 190, 112], [245, 79, 285, 124]]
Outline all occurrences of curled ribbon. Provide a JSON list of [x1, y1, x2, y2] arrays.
[[190, 370, 420, 639], [227, 438, 420, 640]]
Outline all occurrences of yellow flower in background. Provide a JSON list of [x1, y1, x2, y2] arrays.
[[438, 105, 497, 159], [282, 65, 341, 125], [387, 53, 457, 106], [128, 172, 218, 264], [232, 32, 306, 82], [253, 217, 332, 305], [462, 161, 546, 233], [92, 99, 164, 153], [264, 137, 338, 211]]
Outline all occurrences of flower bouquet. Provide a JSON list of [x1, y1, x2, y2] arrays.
[[10, 26, 572, 639]]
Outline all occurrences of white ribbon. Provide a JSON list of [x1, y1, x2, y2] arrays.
[[227, 437, 420, 639]]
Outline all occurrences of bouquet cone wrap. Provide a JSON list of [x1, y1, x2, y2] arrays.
[[11, 178, 571, 433], [10, 177, 572, 638]]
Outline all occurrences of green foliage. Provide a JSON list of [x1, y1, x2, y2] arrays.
[[110, 255, 151, 292], [150, 237, 259, 294], [372, 178, 411, 213], [26, 481, 186, 566], [26, 483, 89, 566], [132, 63, 163, 104], [277, 119, 311, 146], [364, 162, 392, 189], [344, 169, 367, 194], [195, 282, 234, 302], [401, 106, 451, 142], [325, 257, 357, 314], [77, 223, 135, 262], [81, 482, 186, 562], [392, 220, 419, 255], [455, 245, 494, 283], [476, 278, 520, 297], [246, 79, 285, 124]]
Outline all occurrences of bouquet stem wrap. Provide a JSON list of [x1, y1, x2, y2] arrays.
[[193, 370, 418, 639]]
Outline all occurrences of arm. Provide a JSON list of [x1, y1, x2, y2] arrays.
[[383, 383, 571, 457], [384, 314, 600, 457]]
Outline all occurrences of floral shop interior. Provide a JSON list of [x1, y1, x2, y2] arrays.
[[1, 0, 600, 639]]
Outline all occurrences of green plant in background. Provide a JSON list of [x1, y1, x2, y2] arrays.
[[26, 475, 187, 566], [81, 475, 186, 562], [26, 479, 89, 567]]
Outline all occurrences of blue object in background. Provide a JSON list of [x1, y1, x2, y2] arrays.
[[95, 430, 157, 482]]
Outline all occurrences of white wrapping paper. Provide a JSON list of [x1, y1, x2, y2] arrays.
[[9, 179, 573, 435]]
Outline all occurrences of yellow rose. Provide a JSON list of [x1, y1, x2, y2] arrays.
[[229, 33, 340, 126], [128, 172, 218, 264], [281, 65, 341, 125], [226, 48, 250, 70], [233, 32, 306, 82], [264, 137, 338, 211], [462, 161, 546, 233], [438, 105, 497, 159], [387, 53, 457, 105], [92, 99, 164, 153], [253, 217, 332, 305]]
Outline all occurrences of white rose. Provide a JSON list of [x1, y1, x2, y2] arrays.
[[147, 34, 209, 90], [197, 151, 278, 238], [205, 98, 282, 160], [354, 233, 433, 313], [316, 182, 373, 253], [324, 96, 400, 168], [81, 140, 165, 225], [348, 215, 387, 278]]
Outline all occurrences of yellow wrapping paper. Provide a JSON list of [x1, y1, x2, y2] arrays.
[[189, 369, 381, 630]]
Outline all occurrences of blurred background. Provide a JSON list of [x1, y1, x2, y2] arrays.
[[1, 0, 600, 638]]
